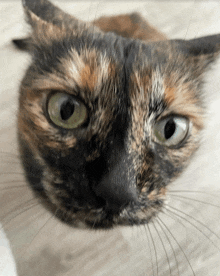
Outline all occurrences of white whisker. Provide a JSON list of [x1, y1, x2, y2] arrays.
[[169, 194, 220, 209], [147, 223, 159, 276], [152, 220, 172, 276], [165, 205, 220, 254], [143, 224, 155, 276], [156, 218, 180, 276], [157, 216, 195, 276]]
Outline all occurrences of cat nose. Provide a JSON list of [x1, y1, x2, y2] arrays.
[[93, 154, 138, 213]]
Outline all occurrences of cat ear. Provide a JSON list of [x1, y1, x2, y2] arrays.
[[174, 34, 220, 72], [22, 0, 77, 29], [176, 34, 220, 55], [19, 0, 86, 50]]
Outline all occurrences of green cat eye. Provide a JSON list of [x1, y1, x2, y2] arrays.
[[154, 116, 189, 147], [47, 92, 87, 129]]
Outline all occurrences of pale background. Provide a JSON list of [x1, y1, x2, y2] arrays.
[[1, 1, 220, 275]]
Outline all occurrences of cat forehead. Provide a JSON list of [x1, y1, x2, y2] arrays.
[[59, 48, 113, 92], [18, 50, 204, 159], [29, 28, 131, 91], [30, 39, 202, 114], [23, 35, 205, 143], [29, 46, 121, 104]]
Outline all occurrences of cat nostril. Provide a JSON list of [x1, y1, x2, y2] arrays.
[[93, 182, 136, 214], [93, 190, 127, 213], [92, 162, 138, 214]]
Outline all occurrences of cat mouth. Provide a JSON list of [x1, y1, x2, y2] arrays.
[[83, 204, 162, 229], [38, 179, 166, 229], [54, 197, 164, 229], [82, 188, 165, 228]]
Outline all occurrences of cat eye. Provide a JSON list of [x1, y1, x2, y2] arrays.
[[153, 116, 189, 147], [47, 92, 87, 129]]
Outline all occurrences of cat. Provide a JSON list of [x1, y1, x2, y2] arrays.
[[14, 0, 220, 229], [10, 0, 220, 274]]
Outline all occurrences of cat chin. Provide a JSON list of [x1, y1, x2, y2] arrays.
[[45, 199, 164, 230]]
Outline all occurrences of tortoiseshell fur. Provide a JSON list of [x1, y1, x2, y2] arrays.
[[16, 0, 220, 228]]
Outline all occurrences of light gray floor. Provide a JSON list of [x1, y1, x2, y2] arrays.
[[1, 1, 220, 275]]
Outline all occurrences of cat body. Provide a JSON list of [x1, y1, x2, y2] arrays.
[[16, 0, 220, 230]]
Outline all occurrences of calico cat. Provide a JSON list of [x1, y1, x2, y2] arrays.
[[14, 0, 220, 231]]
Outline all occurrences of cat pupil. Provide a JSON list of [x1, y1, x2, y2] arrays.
[[60, 101, 75, 121], [164, 118, 176, 139]]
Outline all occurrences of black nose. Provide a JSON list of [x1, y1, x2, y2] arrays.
[[93, 152, 138, 214]]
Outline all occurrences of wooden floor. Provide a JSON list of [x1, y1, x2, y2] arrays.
[[1, 1, 220, 275]]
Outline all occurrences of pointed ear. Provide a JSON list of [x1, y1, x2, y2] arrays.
[[176, 34, 220, 55], [23, 0, 81, 31], [20, 0, 87, 50], [174, 34, 220, 73]]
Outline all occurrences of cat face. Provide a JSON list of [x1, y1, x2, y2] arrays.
[[17, 0, 220, 228]]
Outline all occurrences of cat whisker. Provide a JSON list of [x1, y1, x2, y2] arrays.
[[168, 194, 220, 210], [0, 172, 25, 176], [61, 209, 70, 225], [127, 214, 153, 272], [161, 209, 188, 234], [0, 169, 41, 178], [0, 151, 20, 159], [166, 204, 220, 242], [152, 220, 172, 276], [156, 216, 196, 276], [0, 197, 37, 224], [1, 200, 39, 231], [91, 217, 98, 229], [0, 180, 26, 185], [161, 209, 197, 265], [147, 223, 159, 276], [0, 160, 21, 165], [10, 208, 46, 246], [164, 205, 220, 254], [142, 224, 155, 276], [168, 190, 220, 197], [167, 197, 214, 225], [0, 185, 27, 191], [21, 210, 55, 258], [155, 217, 180, 276]]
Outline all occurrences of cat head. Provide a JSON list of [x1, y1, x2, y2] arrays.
[[17, 0, 220, 228]]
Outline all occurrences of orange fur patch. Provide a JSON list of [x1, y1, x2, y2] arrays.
[[129, 72, 152, 154], [80, 64, 98, 91], [93, 13, 166, 42], [163, 76, 204, 130], [164, 86, 176, 104], [147, 187, 166, 201]]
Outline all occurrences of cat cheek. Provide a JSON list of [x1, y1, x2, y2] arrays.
[[146, 187, 167, 203]]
